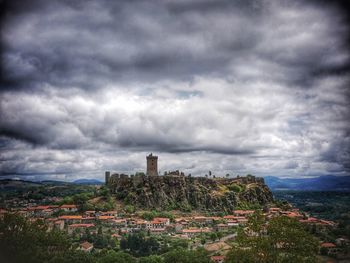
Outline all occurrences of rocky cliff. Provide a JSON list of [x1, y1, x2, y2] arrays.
[[108, 175, 273, 212]]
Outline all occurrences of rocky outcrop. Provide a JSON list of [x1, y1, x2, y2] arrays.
[[108, 175, 273, 212]]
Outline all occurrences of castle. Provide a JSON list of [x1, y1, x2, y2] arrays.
[[105, 154, 263, 187], [105, 153, 159, 185], [146, 153, 158, 176]]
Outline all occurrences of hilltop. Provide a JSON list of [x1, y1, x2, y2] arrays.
[[107, 175, 273, 212]]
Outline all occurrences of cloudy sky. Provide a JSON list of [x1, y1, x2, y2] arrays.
[[1, 0, 349, 181]]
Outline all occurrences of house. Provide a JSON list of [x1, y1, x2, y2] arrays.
[[58, 215, 82, 224], [60, 204, 78, 212], [111, 233, 123, 240], [150, 228, 167, 235], [320, 242, 338, 255], [113, 218, 127, 228], [68, 223, 95, 235], [97, 215, 115, 222], [216, 223, 228, 231], [226, 219, 239, 227], [153, 217, 170, 225], [0, 209, 7, 218], [182, 228, 212, 238], [28, 206, 52, 217], [335, 237, 349, 246], [101, 211, 118, 217], [223, 215, 236, 220], [233, 210, 255, 217], [79, 241, 94, 252], [54, 220, 65, 231], [269, 207, 281, 214], [147, 218, 169, 229], [136, 220, 148, 229], [84, 211, 96, 217], [299, 217, 319, 224], [175, 223, 184, 233], [211, 255, 226, 263]]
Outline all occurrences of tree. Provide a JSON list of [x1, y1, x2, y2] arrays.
[[125, 205, 135, 214], [216, 231, 223, 241], [169, 238, 189, 249], [98, 251, 135, 263], [226, 214, 319, 263], [139, 255, 164, 263], [120, 233, 160, 257], [210, 232, 218, 242], [163, 248, 210, 263], [267, 216, 319, 262], [49, 250, 95, 263], [0, 213, 94, 263]]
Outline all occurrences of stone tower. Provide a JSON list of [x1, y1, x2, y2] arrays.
[[146, 153, 158, 176], [105, 171, 110, 185]]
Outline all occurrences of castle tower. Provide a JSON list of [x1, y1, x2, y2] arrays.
[[105, 171, 110, 185], [146, 153, 158, 176]]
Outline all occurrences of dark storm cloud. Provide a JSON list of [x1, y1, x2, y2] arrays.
[[0, 0, 350, 179], [4, 0, 348, 92]]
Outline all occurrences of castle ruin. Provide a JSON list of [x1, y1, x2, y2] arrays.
[[146, 153, 158, 176]]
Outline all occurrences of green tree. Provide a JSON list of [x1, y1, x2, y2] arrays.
[[226, 214, 319, 263], [125, 205, 135, 214], [163, 248, 210, 263], [210, 232, 218, 242], [139, 255, 164, 263], [49, 250, 95, 263], [98, 251, 135, 263], [0, 213, 94, 263]]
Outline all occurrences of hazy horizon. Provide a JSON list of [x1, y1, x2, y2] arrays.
[[1, 0, 349, 181]]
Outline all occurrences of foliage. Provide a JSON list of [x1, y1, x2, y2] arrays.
[[226, 213, 319, 263], [49, 250, 96, 263], [139, 255, 164, 263], [141, 210, 174, 221], [235, 201, 261, 210], [97, 250, 135, 263], [168, 238, 189, 250], [0, 213, 95, 263], [120, 232, 160, 257], [124, 205, 135, 214], [163, 248, 210, 263], [227, 184, 242, 193]]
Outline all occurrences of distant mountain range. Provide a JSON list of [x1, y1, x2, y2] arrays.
[[264, 175, 350, 191]]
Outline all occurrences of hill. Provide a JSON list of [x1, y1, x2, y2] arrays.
[[264, 175, 350, 191], [0, 179, 42, 191], [73, 179, 103, 185], [107, 175, 273, 212]]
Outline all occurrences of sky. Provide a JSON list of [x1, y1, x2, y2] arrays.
[[1, 0, 349, 181]]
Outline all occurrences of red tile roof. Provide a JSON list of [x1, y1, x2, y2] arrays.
[[59, 215, 82, 220], [211, 255, 226, 261], [80, 241, 93, 250], [321, 242, 336, 248], [61, 204, 77, 209], [98, 216, 114, 220]]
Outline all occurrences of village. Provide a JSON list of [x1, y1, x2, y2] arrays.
[[0, 199, 343, 263]]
